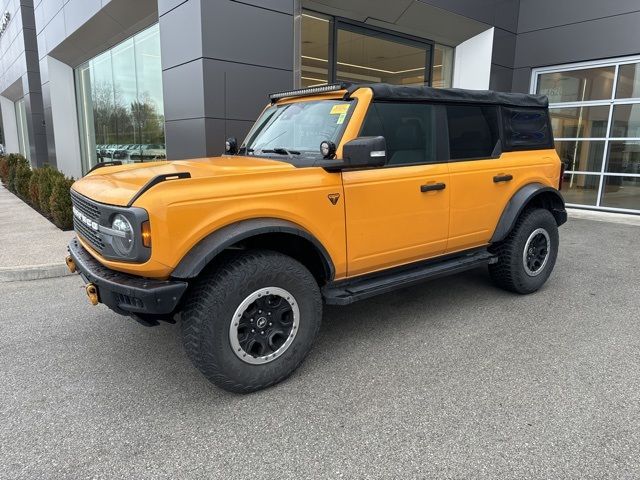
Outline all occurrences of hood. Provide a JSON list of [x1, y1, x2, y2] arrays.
[[71, 156, 295, 206]]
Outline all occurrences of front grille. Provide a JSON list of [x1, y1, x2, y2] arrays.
[[71, 190, 104, 252], [73, 218, 105, 251], [71, 190, 100, 220]]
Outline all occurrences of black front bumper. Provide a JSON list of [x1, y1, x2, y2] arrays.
[[68, 238, 188, 316]]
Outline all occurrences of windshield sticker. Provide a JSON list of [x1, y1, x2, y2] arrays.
[[336, 113, 347, 124], [330, 104, 349, 115]]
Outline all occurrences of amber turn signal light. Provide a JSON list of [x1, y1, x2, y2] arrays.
[[141, 221, 152, 248]]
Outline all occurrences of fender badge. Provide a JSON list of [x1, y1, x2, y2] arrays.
[[328, 193, 340, 205]]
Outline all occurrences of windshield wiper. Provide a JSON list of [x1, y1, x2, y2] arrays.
[[260, 147, 301, 157]]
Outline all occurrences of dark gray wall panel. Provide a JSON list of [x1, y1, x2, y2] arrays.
[[518, 0, 640, 33], [234, 0, 294, 15], [418, 0, 520, 33], [489, 63, 513, 92], [221, 61, 292, 121], [158, 0, 202, 69], [164, 117, 225, 159], [515, 10, 640, 69], [200, 0, 293, 71], [158, 0, 188, 16], [492, 27, 516, 68], [511, 67, 532, 93], [163, 60, 209, 121]]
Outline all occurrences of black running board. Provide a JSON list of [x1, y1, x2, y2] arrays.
[[323, 249, 496, 305]]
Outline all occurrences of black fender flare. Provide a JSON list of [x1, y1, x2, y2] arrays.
[[491, 183, 567, 243], [171, 218, 336, 280]]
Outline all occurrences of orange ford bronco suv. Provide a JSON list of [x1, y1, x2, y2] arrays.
[[66, 83, 567, 392]]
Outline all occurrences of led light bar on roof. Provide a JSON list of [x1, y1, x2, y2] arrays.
[[269, 83, 348, 102]]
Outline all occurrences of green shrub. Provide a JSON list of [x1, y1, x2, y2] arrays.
[[49, 175, 75, 230], [37, 166, 58, 216], [14, 162, 33, 200], [7, 154, 28, 193], [28, 168, 43, 206], [0, 156, 8, 184]]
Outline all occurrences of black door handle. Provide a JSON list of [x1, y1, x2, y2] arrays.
[[420, 182, 446, 192], [493, 174, 513, 183]]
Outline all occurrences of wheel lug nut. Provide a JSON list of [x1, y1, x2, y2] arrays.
[[250, 318, 254, 322], [261, 331, 264, 334], [267, 312, 271, 316], [269, 322, 272, 326], [251, 329, 255, 333]]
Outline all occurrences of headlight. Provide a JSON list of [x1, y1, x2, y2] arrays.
[[111, 214, 135, 255]]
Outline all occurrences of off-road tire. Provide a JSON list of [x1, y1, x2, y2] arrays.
[[489, 208, 559, 294], [181, 250, 322, 393]]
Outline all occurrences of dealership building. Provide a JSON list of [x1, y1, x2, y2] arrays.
[[0, 0, 639, 213]]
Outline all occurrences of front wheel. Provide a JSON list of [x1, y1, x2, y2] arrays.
[[181, 250, 322, 393], [489, 208, 559, 294]]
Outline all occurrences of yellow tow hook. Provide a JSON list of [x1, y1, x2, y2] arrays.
[[85, 283, 99, 306], [65, 255, 77, 273]]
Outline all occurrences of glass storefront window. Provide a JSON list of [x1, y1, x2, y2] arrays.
[[549, 106, 609, 138], [606, 141, 640, 175], [431, 44, 453, 88], [15, 98, 29, 161], [300, 10, 450, 88], [76, 24, 165, 173], [601, 175, 640, 210], [555, 140, 605, 172], [615, 63, 640, 99], [537, 66, 615, 103], [336, 26, 430, 85], [560, 173, 600, 206], [610, 104, 640, 138], [301, 13, 330, 87], [536, 58, 640, 213]]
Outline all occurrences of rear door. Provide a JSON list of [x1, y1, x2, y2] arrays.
[[446, 105, 556, 253], [445, 104, 519, 252], [342, 102, 450, 277]]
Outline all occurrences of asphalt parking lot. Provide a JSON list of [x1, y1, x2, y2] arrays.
[[1, 217, 639, 479]]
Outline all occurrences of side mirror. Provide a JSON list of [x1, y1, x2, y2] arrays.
[[225, 137, 238, 155], [342, 136, 387, 169]]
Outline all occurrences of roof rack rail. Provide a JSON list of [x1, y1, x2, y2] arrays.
[[269, 83, 351, 103]]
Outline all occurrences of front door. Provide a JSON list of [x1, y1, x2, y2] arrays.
[[342, 102, 450, 277]]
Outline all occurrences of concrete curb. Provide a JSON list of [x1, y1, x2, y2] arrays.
[[0, 263, 74, 283]]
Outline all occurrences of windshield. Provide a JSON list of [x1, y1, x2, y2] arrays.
[[241, 99, 353, 158]]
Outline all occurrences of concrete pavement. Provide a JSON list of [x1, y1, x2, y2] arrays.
[[0, 185, 74, 282], [1, 217, 639, 479]]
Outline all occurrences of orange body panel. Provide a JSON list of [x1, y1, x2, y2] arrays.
[[70, 87, 562, 282]]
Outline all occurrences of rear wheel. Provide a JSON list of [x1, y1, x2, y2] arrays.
[[181, 250, 322, 393], [489, 208, 559, 294]]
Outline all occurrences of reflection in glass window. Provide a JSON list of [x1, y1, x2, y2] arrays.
[[560, 173, 600, 206], [300, 13, 330, 87], [549, 106, 609, 138], [555, 140, 605, 172], [432, 44, 453, 88], [610, 104, 640, 138], [336, 27, 429, 85], [601, 175, 640, 210], [606, 141, 640, 175], [75, 24, 165, 173], [537, 67, 615, 103], [15, 98, 30, 161], [615, 63, 640, 99]]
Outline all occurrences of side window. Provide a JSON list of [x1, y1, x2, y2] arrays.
[[360, 102, 438, 166], [502, 107, 553, 149], [446, 105, 500, 160]]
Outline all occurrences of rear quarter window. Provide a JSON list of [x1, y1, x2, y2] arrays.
[[502, 107, 553, 150], [446, 105, 500, 160]]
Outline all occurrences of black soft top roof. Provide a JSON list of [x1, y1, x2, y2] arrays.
[[348, 83, 548, 108]]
